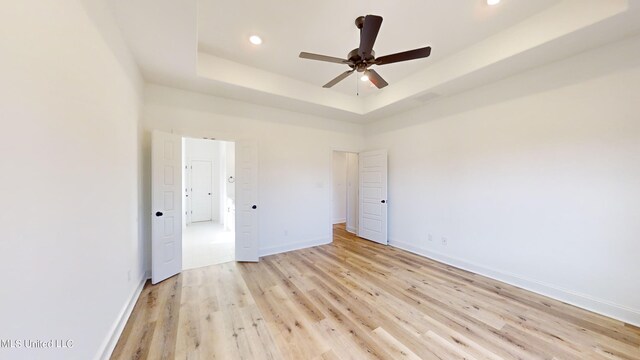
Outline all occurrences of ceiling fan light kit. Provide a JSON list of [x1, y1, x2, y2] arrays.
[[249, 35, 262, 45], [299, 15, 432, 90]]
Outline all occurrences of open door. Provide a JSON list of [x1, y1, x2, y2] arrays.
[[235, 140, 259, 262], [151, 131, 182, 284], [358, 149, 388, 245]]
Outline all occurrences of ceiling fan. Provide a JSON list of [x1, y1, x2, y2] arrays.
[[299, 15, 432, 89]]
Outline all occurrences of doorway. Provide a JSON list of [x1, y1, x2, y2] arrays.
[[332, 151, 359, 235], [152, 131, 258, 284], [182, 137, 236, 270], [332, 149, 388, 245]]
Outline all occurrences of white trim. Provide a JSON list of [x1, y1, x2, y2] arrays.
[[346, 226, 357, 234], [333, 218, 346, 225], [97, 273, 148, 360], [389, 239, 640, 327], [259, 237, 331, 257]]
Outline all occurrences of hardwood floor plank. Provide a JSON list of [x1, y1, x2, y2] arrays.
[[146, 275, 181, 360], [110, 283, 154, 359], [305, 288, 395, 360], [422, 330, 479, 360], [262, 258, 326, 322], [371, 327, 423, 360], [238, 304, 284, 360], [112, 224, 640, 359]]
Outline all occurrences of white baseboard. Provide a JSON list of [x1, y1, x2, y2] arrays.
[[346, 226, 357, 234], [97, 272, 148, 360], [332, 218, 346, 225], [260, 237, 332, 257], [389, 239, 640, 327]]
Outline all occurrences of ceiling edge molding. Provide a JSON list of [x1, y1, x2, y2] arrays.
[[364, 0, 629, 114], [196, 52, 365, 115]]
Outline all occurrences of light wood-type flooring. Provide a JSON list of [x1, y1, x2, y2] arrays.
[[112, 224, 640, 359]]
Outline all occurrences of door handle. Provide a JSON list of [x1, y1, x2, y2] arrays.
[[156, 211, 163, 217], [208, 193, 211, 195], [252, 205, 257, 209], [381, 200, 386, 204]]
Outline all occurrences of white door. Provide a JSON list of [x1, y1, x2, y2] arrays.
[[190, 160, 213, 222], [235, 140, 259, 262], [152, 131, 183, 284], [358, 149, 388, 245]]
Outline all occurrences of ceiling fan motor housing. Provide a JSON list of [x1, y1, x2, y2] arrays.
[[348, 48, 375, 72]]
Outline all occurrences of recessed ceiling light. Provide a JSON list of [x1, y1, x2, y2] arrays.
[[249, 35, 262, 45], [487, 0, 500, 5], [360, 74, 369, 82]]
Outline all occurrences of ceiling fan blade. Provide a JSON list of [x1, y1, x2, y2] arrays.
[[366, 69, 388, 89], [299, 52, 350, 64], [375, 46, 432, 66], [323, 70, 355, 88], [359, 15, 383, 59]]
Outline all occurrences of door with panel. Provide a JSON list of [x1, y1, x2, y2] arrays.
[[151, 131, 183, 284], [235, 140, 259, 262], [190, 160, 213, 222], [358, 149, 388, 245]]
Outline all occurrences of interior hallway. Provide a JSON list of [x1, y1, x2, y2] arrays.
[[182, 221, 234, 270]]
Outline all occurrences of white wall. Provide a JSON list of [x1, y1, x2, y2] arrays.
[[184, 138, 222, 223], [142, 84, 364, 258], [332, 152, 348, 224], [365, 35, 640, 326], [223, 141, 236, 201], [0, 1, 144, 359], [222, 141, 236, 231], [346, 153, 359, 234]]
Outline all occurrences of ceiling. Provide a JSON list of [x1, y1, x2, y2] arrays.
[[113, 0, 640, 123], [197, 0, 558, 97]]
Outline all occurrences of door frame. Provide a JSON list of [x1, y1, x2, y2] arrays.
[[330, 147, 362, 238], [173, 132, 259, 263]]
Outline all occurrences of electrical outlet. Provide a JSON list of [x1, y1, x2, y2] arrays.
[[428, 234, 433, 242], [284, 229, 289, 236], [127, 270, 131, 282], [441, 237, 448, 246]]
